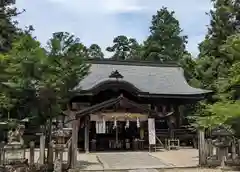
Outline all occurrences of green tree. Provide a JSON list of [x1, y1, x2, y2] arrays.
[[128, 38, 142, 60], [199, 0, 238, 58], [45, 32, 90, 109], [0, 34, 44, 120], [87, 44, 104, 59], [106, 35, 141, 60], [0, 0, 21, 52], [142, 7, 188, 62], [195, 0, 240, 90], [191, 34, 240, 130], [179, 55, 199, 85], [44, 32, 90, 164], [1, 32, 90, 165]]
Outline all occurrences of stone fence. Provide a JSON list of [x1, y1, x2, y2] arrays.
[[203, 138, 240, 167], [0, 135, 71, 172]]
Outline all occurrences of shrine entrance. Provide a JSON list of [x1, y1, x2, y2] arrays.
[[89, 112, 148, 151]]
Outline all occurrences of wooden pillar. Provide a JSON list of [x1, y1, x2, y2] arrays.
[[84, 116, 90, 153], [29, 141, 35, 167], [167, 116, 174, 138], [198, 130, 207, 166], [172, 105, 179, 128], [178, 105, 184, 127], [71, 111, 78, 168]]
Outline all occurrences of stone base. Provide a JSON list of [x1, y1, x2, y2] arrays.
[[4, 143, 23, 149], [4, 143, 25, 164]]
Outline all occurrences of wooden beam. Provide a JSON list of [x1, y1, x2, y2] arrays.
[[84, 116, 90, 153]]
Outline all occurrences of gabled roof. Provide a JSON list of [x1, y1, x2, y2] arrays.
[[74, 60, 211, 97], [75, 95, 156, 118]]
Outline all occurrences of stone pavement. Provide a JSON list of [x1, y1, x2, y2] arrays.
[[149, 148, 199, 167], [76, 153, 103, 171], [71, 150, 200, 171], [69, 167, 239, 172], [24, 149, 240, 172], [96, 152, 171, 170]]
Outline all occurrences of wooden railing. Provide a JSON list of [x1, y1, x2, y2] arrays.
[[155, 128, 197, 145], [156, 128, 196, 136]]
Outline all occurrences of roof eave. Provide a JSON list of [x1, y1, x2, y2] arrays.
[[138, 92, 212, 100], [72, 89, 212, 100], [86, 58, 180, 67]]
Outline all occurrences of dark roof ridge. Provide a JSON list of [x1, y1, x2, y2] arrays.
[[86, 59, 180, 67]]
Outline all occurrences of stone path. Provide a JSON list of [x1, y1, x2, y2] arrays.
[[76, 153, 103, 171], [149, 148, 199, 167], [69, 168, 239, 172], [129, 169, 159, 172], [97, 152, 171, 170]]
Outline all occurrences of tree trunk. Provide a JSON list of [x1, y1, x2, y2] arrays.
[[47, 105, 53, 169]]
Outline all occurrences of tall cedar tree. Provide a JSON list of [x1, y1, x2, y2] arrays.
[[189, 0, 240, 129], [0, 0, 20, 52], [195, 0, 240, 90], [142, 7, 188, 62]]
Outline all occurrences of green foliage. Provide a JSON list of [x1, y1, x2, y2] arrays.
[[198, 0, 238, 58], [195, 0, 240, 90], [0, 32, 90, 124], [88, 44, 104, 59], [0, 0, 21, 52], [0, 34, 44, 119], [190, 34, 240, 129], [106, 35, 142, 60], [142, 7, 188, 62], [45, 32, 90, 108], [190, 101, 240, 130], [187, 0, 240, 130], [106, 7, 188, 62]]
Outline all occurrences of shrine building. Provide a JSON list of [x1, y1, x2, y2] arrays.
[[68, 59, 211, 152]]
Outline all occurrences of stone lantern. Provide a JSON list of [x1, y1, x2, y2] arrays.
[[4, 124, 26, 164], [212, 127, 232, 147], [52, 121, 71, 172], [211, 126, 232, 165]]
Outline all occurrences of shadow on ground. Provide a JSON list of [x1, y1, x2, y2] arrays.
[[76, 160, 100, 170]]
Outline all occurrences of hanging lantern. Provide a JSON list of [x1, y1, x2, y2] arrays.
[[136, 117, 140, 128], [125, 118, 129, 129]]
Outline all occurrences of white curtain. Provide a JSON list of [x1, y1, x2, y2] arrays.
[[95, 117, 106, 134]]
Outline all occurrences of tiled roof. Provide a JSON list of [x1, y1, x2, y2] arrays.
[[74, 61, 211, 95]]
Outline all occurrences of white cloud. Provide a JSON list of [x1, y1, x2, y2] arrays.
[[46, 0, 144, 14], [16, 0, 212, 57]]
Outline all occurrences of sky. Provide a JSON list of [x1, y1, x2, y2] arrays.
[[15, 0, 212, 57]]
